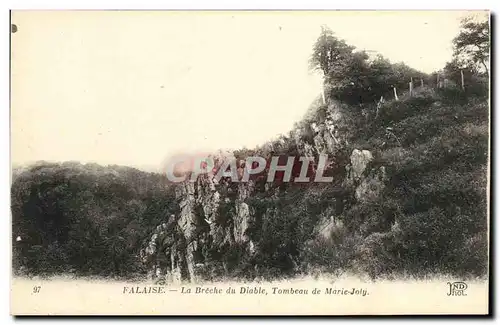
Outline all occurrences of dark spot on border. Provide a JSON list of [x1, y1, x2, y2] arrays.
[[11, 24, 17, 33]]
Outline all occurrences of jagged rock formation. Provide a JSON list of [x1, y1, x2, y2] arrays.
[[11, 87, 487, 280], [141, 161, 259, 282], [348, 149, 373, 182], [140, 98, 390, 283], [139, 86, 489, 281]]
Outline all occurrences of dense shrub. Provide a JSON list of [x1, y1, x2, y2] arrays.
[[11, 163, 178, 278]]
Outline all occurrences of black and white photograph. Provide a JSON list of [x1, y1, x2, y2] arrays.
[[9, 10, 490, 315]]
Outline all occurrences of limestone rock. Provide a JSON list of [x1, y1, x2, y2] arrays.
[[350, 149, 374, 181], [143, 167, 256, 282], [355, 166, 387, 203]]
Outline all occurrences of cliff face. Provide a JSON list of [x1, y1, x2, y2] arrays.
[[141, 171, 260, 282], [11, 87, 488, 280], [140, 99, 388, 282], [141, 88, 489, 281]]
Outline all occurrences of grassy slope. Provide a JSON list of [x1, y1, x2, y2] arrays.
[[302, 87, 489, 279], [11, 86, 489, 281]]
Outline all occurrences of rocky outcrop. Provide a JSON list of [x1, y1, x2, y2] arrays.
[[349, 149, 374, 181], [345, 148, 387, 204], [313, 148, 387, 240], [141, 158, 257, 283], [141, 100, 388, 283], [355, 166, 387, 203], [310, 102, 347, 155], [140, 218, 189, 283], [290, 100, 348, 158]]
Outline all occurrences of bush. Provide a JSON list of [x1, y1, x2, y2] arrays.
[[11, 163, 177, 279]]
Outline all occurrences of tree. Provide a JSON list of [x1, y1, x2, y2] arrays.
[[453, 16, 490, 75], [11, 162, 177, 278], [309, 26, 355, 77], [310, 26, 374, 105], [310, 26, 428, 105]]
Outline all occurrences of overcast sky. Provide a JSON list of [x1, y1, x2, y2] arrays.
[[11, 10, 486, 171]]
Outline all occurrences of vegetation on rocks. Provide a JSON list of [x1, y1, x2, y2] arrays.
[[12, 17, 489, 281]]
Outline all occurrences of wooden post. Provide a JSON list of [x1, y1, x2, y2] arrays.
[[436, 74, 440, 89], [461, 69, 465, 91], [409, 81, 413, 97], [393, 86, 399, 101], [322, 74, 327, 104], [421, 78, 424, 88], [376, 96, 384, 120]]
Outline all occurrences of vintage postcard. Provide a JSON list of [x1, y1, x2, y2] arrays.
[[10, 10, 490, 315]]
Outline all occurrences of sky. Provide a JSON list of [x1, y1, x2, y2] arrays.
[[11, 10, 486, 171]]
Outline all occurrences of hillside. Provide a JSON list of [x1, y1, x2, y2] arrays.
[[11, 162, 178, 278], [11, 84, 489, 281], [11, 22, 490, 282]]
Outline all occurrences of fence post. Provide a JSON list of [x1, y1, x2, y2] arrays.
[[421, 78, 424, 88], [409, 81, 413, 97], [436, 74, 440, 89], [376, 96, 384, 119], [461, 69, 465, 91], [393, 86, 399, 101]]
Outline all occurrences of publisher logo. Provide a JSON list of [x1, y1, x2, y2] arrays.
[[447, 281, 468, 296]]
